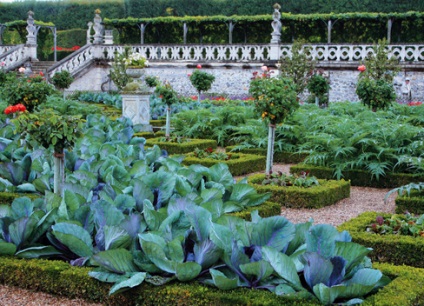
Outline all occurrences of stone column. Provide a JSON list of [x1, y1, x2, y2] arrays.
[[93, 9, 104, 44], [104, 30, 113, 44]]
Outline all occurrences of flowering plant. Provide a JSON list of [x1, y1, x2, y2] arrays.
[[408, 101, 422, 106], [249, 75, 298, 125], [4, 103, 26, 115], [124, 52, 149, 68]]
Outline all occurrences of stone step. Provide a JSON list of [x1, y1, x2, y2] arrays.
[[29, 61, 56, 74]]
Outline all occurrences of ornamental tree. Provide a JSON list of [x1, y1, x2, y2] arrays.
[[189, 69, 215, 102], [12, 108, 84, 195], [155, 82, 179, 139], [249, 74, 298, 175]]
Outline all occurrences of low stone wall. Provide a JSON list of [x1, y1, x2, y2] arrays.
[[68, 62, 424, 103]]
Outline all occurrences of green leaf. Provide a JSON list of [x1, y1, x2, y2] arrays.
[[109, 272, 146, 295], [104, 225, 132, 250], [140, 240, 175, 273], [51, 223, 93, 257], [209, 222, 233, 253], [92, 249, 138, 273], [175, 262, 202, 281], [0, 241, 17, 255], [209, 268, 239, 290], [239, 260, 274, 280], [15, 246, 61, 258], [262, 246, 302, 290]]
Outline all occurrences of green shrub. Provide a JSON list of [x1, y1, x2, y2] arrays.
[[0, 192, 40, 204], [248, 174, 350, 209], [227, 146, 307, 163], [338, 212, 424, 268], [291, 164, 424, 188], [182, 153, 265, 176], [145, 137, 217, 154], [0, 256, 423, 306], [395, 193, 424, 214]]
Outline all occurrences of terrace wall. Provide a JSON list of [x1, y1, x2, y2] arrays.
[[69, 63, 424, 103]]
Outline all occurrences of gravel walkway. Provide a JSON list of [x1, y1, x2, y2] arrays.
[[0, 164, 398, 305]]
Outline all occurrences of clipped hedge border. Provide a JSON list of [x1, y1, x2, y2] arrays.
[[133, 131, 165, 139], [395, 191, 424, 214], [226, 146, 307, 163], [338, 212, 424, 268], [1, 256, 423, 305], [290, 164, 424, 188], [248, 174, 350, 209], [0, 192, 40, 205], [229, 201, 281, 221], [150, 119, 166, 127], [181, 153, 265, 176], [145, 138, 217, 154]]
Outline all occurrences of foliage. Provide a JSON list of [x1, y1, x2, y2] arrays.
[[356, 78, 396, 111], [306, 74, 330, 106], [145, 76, 160, 88], [123, 52, 149, 68], [249, 76, 298, 125], [359, 39, 400, 83], [12, 108, 84, 153], [385, 182, 424, 204], [367, 213, 424, 237], [1, 72, 56, 112], [155, 83, 179, 106], [193, 147, 231, 161], [109, 50, 131, 91], [338, 212, 424, 268], [51, 70, 74, 90], [279, 40, 316, 95], [72, 91, 122, 109], [189, 69, 215, 95], [356, 39, 399, 111], [262, 171, 319, 188]]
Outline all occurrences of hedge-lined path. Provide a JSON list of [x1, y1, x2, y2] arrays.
[[0, 163, 398, 305]]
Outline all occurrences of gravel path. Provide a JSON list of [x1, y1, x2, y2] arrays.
[[0, 164, 398, 305]]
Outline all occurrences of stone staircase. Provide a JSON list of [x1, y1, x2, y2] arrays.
[[29, 61, 56, 75]]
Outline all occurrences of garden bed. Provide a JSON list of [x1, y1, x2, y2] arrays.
[[226, 146, 307, 163], [248, 174, 350, 209], [145, 137, 217, 154], [0, 256, 423, 305], [290, 164, 424, 188], [181, 152, 265, 176], [338, 212, 424, 268]]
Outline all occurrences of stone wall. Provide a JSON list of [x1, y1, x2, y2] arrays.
[[68, 63, 424, 103]]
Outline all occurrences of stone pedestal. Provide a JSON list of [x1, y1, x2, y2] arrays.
[[121, 92, 153, 131]]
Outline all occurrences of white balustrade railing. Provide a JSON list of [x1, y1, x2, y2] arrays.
[[97, 44, 424, 63], [2, 43, 423, 79], [0, 44, 29, 70]]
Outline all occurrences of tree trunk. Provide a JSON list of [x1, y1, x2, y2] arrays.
[[53, 151, 65, 196], [315, 96, 319, 106], [266, 124, 276, 176], [165, 106, 171, 139]]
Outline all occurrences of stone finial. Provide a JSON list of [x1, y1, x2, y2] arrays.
[[26, 10, 37, 45], [93, 9, 104, 44], [270, 3, 281, 44]]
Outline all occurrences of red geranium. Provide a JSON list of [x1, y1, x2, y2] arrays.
[[4, 104, 26, 115], [358, 65, 366, 72]]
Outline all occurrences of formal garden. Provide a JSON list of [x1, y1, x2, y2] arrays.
[[1, 0, 424, 304]]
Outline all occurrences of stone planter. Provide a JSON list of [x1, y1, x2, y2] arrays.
[[121, 92, 153, 131], [126, 68, 145, 79]]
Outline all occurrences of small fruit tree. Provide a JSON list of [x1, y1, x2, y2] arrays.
[[12, 108, 84, 195], [155, 82, 179, 139], [51, 70, 74, 99], [189, 66, 215, 102], [356, 39, 400, 111], [249, 73, 298, 175]]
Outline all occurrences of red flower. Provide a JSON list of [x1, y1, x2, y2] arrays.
[[159, 95, 163, 99], [16, 104, 26, 112], [196, 64, 202, 69], [187, 73, 191, 77], [4, 104, 26, 115], [39, 72, 44, 76], [358, 65, 366, 72]]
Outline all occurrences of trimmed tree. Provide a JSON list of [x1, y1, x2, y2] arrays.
[[249, 75, 298, 175], [155, 82, 179, 139], [189, 68, 215, 102]]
